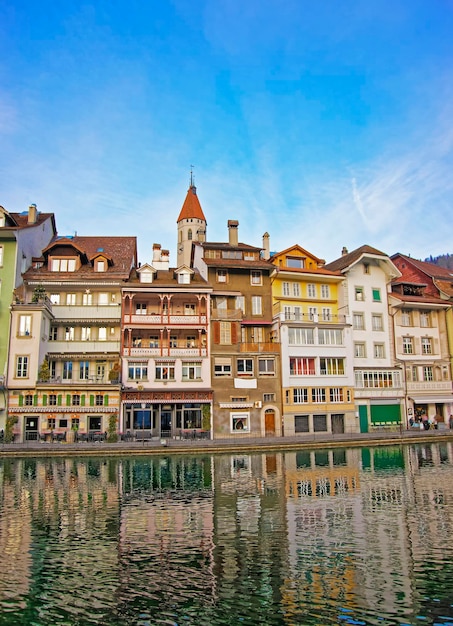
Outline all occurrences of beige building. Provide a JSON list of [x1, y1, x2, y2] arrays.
[[192, 219, 282, 438], [7, 235, 136, 442]]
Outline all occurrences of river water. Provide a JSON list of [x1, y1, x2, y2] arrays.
[[1, 442, 453, 626]]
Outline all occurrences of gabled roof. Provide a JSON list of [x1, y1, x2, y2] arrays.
[[136, 263, 155, 273], [391, 253, 453, 299], [203, 257, 274, 271], [177, 185, 206, 222], [0, 206, 56, 231], [201, 241, 260, 251], [270, 243, 325, 266], [125, 267, 211, 289], [175, 264, 194, 274], [391, 253, 453, 280], [389, 292, 449, 307], [24, 236, 137, 281], [42, 237, 88, 259], [325, 245, 390, 272]]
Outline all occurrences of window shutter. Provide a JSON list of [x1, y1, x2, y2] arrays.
[[90, 394, 95, 406], [18, 394, 23, 406], [66, 394, 71, 406], [81, 394, 86, 406], [42, 394, 47, 406], [57, 395, 62, 406], [33, 394, 38, 406], [213, 321, 220, 344], [231, 322, 238, 344], [104, 395, 109, 406]]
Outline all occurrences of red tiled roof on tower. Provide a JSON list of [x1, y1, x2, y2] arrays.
[[177, 184, 206, 223]]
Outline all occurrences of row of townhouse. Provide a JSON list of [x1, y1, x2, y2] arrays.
[[1, 185, 452, 442]]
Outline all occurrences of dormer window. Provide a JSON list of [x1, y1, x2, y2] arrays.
[[286, 256, 305, 269], [137, 264, 156, 284], [51, 258, 76, 272], [96, 260, 106, 272], [0, 214, 4, 227], [178, 272, 190, 284]]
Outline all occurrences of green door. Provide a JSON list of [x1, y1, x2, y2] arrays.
[[359, 405, 368, 433]]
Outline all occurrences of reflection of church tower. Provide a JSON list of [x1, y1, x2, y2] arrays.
[[176, 174, 207, 267]]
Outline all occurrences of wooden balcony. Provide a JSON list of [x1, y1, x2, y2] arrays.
[[123, 314, 207, 326], [239, 342, 280, 353]]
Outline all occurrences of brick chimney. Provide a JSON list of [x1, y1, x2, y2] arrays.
[[341, 246, 349, 256]]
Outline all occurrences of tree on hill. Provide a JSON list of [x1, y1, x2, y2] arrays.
[[424, 253, 453, 270]]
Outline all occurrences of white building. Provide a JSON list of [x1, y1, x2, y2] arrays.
[[325, 246, 404, 432]]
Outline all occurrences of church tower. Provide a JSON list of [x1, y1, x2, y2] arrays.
[[176, 174, 207, 267]]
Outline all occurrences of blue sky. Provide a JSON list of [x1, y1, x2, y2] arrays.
[[1, 0, 452, 265]]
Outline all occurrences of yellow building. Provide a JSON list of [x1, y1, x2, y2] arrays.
[[270, 245, 356, 436]]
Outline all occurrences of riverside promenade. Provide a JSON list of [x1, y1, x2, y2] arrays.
[[1, 428, 453, 457]]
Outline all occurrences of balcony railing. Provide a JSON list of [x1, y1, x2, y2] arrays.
[[123, 347, 208, 358], [273, 308, 347, 325], [239, 342, 280, 353], [406, 381, 452, 392], [52, 305, 121, 321], [47, 340, 120, 353], [37, 377, 117, 385], [123, 314, 207, 325], [211, 308, 243, 320]]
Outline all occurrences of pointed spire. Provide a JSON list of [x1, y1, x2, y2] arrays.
[[176, 169, 207, 223]]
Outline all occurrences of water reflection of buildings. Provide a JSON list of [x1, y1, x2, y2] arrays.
[[0, 461, 33, 609], [282, 449, 362, 622], [117, 456, 216, 621], [212, 453, 289, 622], [1, 446, 453, 623], [0, 458, 120, 622]]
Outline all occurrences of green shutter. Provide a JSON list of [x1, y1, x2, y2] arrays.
[[66, 394, 71, 406], [90, 394, 95, 406], [18, 394, 23, 406], [81, 394, 86, 406], [57, 395, 62, 406], [42, 394, 47, 406], [104, 394, 109, 406], [33, 394, 38, 406]]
